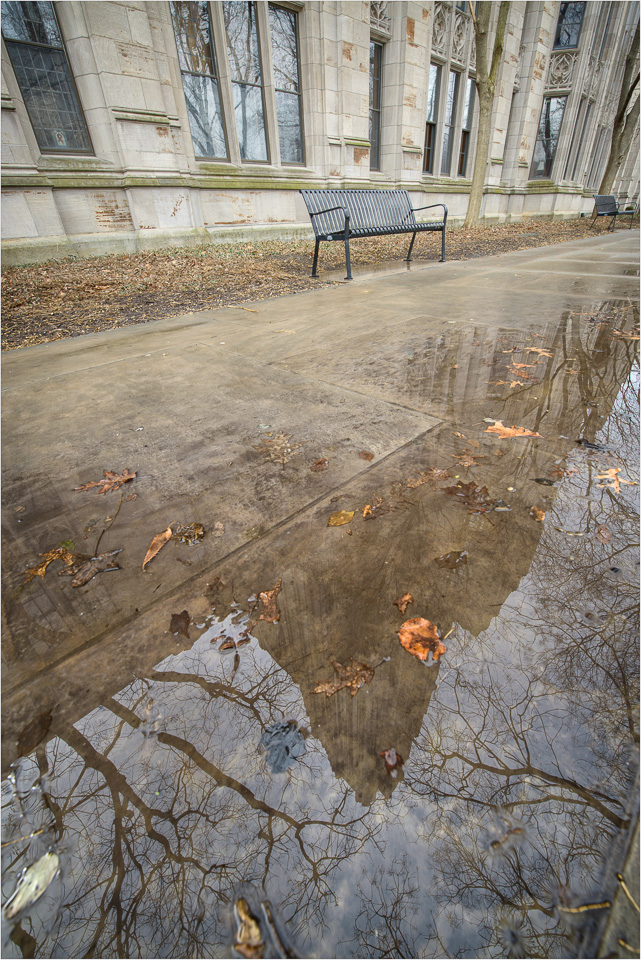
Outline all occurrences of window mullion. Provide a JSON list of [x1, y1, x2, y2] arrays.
[[209, 1, 240, 164], [256, 1, 279, 166]]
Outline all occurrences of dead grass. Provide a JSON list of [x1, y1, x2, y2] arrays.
[[1, 216, 621, 351]]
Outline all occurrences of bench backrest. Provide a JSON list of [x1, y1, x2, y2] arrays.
[[593, 195, 617, 215], [300, 189, 416, 235]]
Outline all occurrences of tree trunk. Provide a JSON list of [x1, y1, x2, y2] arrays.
[[463, 1, 511, 229], [597, 19, 640, 196]]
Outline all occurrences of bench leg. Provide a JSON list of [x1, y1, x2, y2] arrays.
[[344, 232, 352, 280], [610, 213, 617, 232], [311, 238, 321, 277], [440, 227, 446, 263], [404, 232, 417, 262]]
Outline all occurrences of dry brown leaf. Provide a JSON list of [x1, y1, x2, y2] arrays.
[[597, 468, 638, 495], [171, 523, 205, 544], [143, 525, 173, 570], [212, 521, 225, 537], [380, 747, 404, 777], [257, 579, 282, 624], [394, 592, 413, 614], [71, 549, 122, 586], [443, 481, 496, 513], [406, 468, 451, 488], [23, 547, 74, 583], [527, 347, 553, 357], [328, 510, 355, 526], [358, 451, 375, 461], [485, 420, 543, 440], [170, 610, 190, 639], [311, 458, 329, 472], [595, 524, 611, 544], [313, 658, 374, 698], [73, 468, 137, 494], [398, 618, 446, 662], [451, 449, 486, 467], [529, 506, 545, 521]]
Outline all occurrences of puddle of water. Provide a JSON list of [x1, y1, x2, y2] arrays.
[[2, 303, 639, 958]]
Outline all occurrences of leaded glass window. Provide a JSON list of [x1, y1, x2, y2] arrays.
[[170, 1, 227, 159], [223, 0, 268, 162], [423, 63, 441, 174], [1, 0, 92, 153], [369, 41, 382, 170], [441, 69, 460, 176], [553, 2, 586, 49], [269, 4, 303, 164], [458, 76, 475, 176], [530, 96, 567, 179]]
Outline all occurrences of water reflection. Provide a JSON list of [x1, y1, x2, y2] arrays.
[[2, 303, 639, 958]]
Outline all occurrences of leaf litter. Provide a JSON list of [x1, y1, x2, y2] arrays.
[[313, 659, 375, 698], [434, 550, 468, 569], [443, 481, 496, 514], [170, 610, 190, 639], [394, 593, 414, 614], [398, 618, 447, 663], [255, 431, 303, 468], [73, 469, 136, 494], [485, 420, 543, 440]]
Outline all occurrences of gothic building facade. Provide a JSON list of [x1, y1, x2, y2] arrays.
[[1, 0, 639, 264]]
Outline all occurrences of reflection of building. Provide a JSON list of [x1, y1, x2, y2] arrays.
[[1, 1, 639, 265]]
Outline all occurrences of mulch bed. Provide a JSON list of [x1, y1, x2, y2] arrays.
[[0, 217, 622, 351]]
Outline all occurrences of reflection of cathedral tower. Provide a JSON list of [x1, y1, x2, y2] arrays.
[[252, 309, 638, 807]]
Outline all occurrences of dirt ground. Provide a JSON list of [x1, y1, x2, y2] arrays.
[[0, 216, 626, 351]]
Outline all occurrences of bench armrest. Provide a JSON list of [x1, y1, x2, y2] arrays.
[[411, 203, 448, 217], [308, 204, 350, 221]]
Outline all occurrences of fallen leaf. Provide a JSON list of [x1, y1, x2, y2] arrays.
[[16, 711, 52, 757], [394, 592, 413, 614], [328, 510, 355, 526], [255, 430, 302, 468], [510, 362, 538, 371], [219, 638, 236, 651], [485, 420, 543, 440], [73, 468, 136, 494], [23, 547, 76, 583], [170, 610, 190, 639], [610, 329, 640, 340], [358, 451, 375, 461], [380, 747, 404, 777], [508, 380, 525, 388], [595, 525, 611, 544], [212, 521, 225, 537], [313, 658, 374, 697], [311, 458, 329, 472], [597, 468, 638, 495], [143, 525, 173, 570], [527, 347, 553, 357], [451, 450, 486, 467], [529, 506, 545, 521], [256, 579, 282, 624], [171, 523, 205, 544], [443, 481, 496, 513], [398, 618, 446, 662], [362, 504, 374, 518], [230, 652, 240, 683], [406, 468, 451, 488], [434, 550, 468, 569], [71, 549, 123, 586]]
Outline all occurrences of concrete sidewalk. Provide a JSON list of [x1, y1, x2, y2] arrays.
[[1, 229, 639, 958], [2, 229, 638, 743]]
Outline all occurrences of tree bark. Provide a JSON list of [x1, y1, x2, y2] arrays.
[[463, 1, 511, 229], [598, 20, 640, 196]]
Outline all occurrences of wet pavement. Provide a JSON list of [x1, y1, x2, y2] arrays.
[[1, 231, 639, 958]]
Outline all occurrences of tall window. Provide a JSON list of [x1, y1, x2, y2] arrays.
[[458, 76, 475, 176], [530, 96, 567, 179], [553, 2, 586, 49], [1, 0, 91, 153], [269, 4, 303, 164], [171, 1, 227, 159], [441, 69, 460, 176], [223, 1, 268, 161], [369, 41, 382, 170], [423, 63, 441, 174]]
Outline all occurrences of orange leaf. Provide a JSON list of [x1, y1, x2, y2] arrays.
[[485, 420, 543, 440], [142, 525, 173, 570], [398, 617, 446, 662], [328, 510, 355, 526], [394, 593, 414, 614], [529, 506, 545, 521]]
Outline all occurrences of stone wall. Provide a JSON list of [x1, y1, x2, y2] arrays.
[[1, 0, 638, 264]]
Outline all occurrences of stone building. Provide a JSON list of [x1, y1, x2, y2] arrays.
[[1, 0, 639, 265]]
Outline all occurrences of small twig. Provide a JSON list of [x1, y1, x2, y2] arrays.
[[1, 827, 45, 848], [617, 873, 640, 912], [442, 627, 454, 641], [94, 492, 124, 555]]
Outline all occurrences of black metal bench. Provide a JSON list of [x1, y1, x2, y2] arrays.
[[591, 194, 638, 230], [300, 188, 447, 280]]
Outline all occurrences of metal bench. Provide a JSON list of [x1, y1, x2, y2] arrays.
[[300, 188, 447, 280], [591, 194, 638, 230]]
